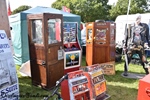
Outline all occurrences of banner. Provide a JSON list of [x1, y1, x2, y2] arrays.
[[62, 6, 70, 13], [0, 30, 19, 100], [7, 0, 12, 16]]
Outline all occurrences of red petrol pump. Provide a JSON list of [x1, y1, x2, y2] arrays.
[[61, 65, 110, 100], [61, 70, 90, 100], [82, 64, 110, 100]]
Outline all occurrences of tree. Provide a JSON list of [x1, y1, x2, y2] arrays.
[[12, 5, 31, 15], [109, 0, 150, 20], [52, 0, 111, 22]]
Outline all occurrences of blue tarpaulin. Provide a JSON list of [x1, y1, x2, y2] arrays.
[[9, 6, 81, 65]]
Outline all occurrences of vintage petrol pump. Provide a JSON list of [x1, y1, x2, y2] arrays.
[[63, 22, 82, 74], [86, 21, 116, 66], [82, 64, 110, 100], [61, 70, 90, 100], [61, 65, 110, 100], [28, 13, 64, 89]]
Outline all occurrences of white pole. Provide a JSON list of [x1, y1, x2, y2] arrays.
[[124, 0, 131, 71], [126, 0, 131, 26]]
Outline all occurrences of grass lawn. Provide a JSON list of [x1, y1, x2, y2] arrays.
[[16, 56, 148, 100]]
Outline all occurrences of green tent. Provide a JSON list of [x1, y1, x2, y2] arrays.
[[9, 6, 81, 65]]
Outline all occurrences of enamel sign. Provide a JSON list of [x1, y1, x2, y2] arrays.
[[0, 30, 19, 100]]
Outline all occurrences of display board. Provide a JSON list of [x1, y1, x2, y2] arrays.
[[63, 22, 82, 74], [0, 30, 19, 100]]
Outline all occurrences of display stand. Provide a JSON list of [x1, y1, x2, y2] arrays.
[[63, 22, 82, 74], [27, 13, 64, 89], [86, 21, 116, 66]]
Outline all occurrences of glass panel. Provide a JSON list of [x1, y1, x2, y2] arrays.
[[48, 19, 61, 44], [110, 29, 115, 44], [65, 52, 80, 68], [63, 22, 77, 43], [87, 29, 92, 40], [95, 29, 106, 41], [32, 20, 43, 44]]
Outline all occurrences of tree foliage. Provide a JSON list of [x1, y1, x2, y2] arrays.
[[109, 0, 150, 20], [52, 0, 111, 22], [12, 5, 32, 15]]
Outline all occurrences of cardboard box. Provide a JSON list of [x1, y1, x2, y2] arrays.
[[99, 61, 115, 75]]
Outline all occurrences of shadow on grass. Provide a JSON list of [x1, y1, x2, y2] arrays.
[[104, 70, 143, 84], [107, 84, 138, 100], [18, 76, 54, 100]]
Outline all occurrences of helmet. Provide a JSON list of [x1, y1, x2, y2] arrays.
[[135, 13, 141, 21]]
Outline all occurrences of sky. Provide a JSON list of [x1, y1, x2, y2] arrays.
[[6, 0, 118, 11]]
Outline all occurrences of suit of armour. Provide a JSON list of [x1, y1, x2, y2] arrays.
[[123, 22, 150, 76]]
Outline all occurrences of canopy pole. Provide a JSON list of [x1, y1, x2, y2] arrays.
[[0, 0, 11, 38]]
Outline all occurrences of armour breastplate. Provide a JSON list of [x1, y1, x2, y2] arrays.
[[132, 25, 143, 45]]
